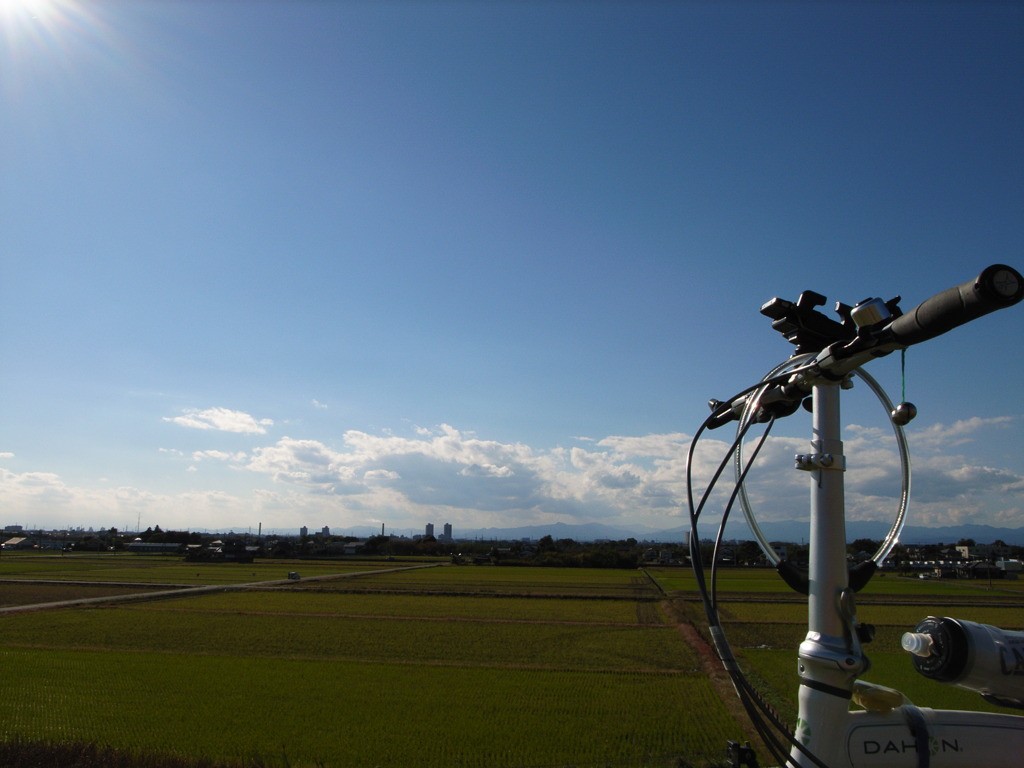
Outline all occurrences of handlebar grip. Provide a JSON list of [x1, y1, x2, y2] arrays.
[[885, 264, 1023, 347]]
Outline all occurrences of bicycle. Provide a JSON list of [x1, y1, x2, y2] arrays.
[[687, 265, 1024, 767]]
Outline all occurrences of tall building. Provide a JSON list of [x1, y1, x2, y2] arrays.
[[299, 526, 308, 538], [443, 522, 452, 541], [425, 522, 434, 538], [322, 526, 330, 536]]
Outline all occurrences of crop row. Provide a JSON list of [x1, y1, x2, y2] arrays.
[[1, 599, 697, 673], [0, 645, 738, 767], [0, 554, 386, 586], [308, 565, 661, 597], [647, 566, 1024, 600], [153, 589, 662, 624], [718, 600, 1024, 629], [647, 568, 792, 595], [0, 582, 159, 608], [709, 620, 1023, 663]]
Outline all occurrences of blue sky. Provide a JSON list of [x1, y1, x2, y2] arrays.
[[1, 0, 1022, 537]]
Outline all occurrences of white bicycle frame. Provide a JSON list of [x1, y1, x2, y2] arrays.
[[790, 379, 1024, 768]]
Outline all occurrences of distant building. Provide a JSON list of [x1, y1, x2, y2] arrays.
[[300, 526, 308, 538], [443, 522, 452, 541], [957, 561, 1005, 580], [957, 543, 1012, 561], [322, 526, 330, 536], [425, 523, 434, 538]]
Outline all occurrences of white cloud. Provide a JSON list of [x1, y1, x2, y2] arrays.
[[0, 468, 74, 506], [0, 466, 354, 532], [164, 407, 274, 434], [227, 424, 715, 525], [246, 437, 361, 491], [364, 469, 400, 482], [3, 416, 1022, 533], [895, 453, 1024, 527], [910, 416, 1016, 452], [191, 450, 248, 463]]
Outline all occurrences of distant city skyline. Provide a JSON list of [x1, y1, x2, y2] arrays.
[[7, 518, 1024, 549]]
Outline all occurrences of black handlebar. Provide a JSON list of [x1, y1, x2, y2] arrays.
[[883, 264, 1023, 348], [707, 264, 1023, 429]]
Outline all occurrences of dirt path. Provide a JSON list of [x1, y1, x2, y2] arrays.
[[664, 597, 770, 758], [0, 563, 443, 615]]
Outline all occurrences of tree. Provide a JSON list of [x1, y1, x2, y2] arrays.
[[735, 540, 764, 566], [72, 536, 106, 552], [360, 535, 390, 555], [581, 547, 617, 568], [271, 539, 296, 558], [850, 538, 881, 553]]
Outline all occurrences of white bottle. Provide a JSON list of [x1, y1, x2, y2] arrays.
[[902, 616, 1024, 708]]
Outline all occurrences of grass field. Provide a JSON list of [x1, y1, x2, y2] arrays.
[[649, 564, 1024, 726], [0, 645, 734, 767], [300, 562, 662, 597], [152, 589, 663, 623], [0, 553, 393, 585], [1, 554, 1021, 767], [0, 556, 740, 768], [647, 566, 1024, 600], [718, 601, 1024, 628]]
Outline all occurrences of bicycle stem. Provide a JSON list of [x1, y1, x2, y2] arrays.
[[791, 380, 869, 767]]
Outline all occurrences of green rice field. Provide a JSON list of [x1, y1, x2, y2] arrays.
[[0, 555, 737, 767], [0, 553, 391, 585], [649, 565, 1024, 725], [1, 553, 1021, 767]]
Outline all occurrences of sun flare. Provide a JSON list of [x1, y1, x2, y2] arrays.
[[1, 0, 124, 95], [1, 0, 60, 25], [1, 0, 97, 48]]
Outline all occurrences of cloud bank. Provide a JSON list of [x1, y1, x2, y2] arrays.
[[1, 413, 1020, 534]]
